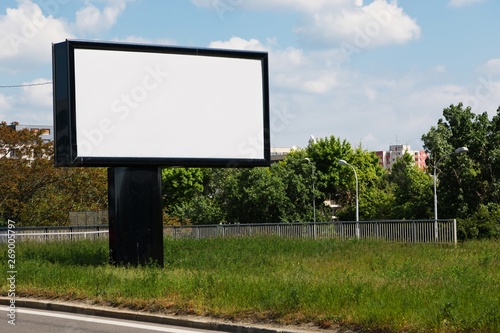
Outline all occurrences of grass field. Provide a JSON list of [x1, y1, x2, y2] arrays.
[[1, 237, 499, 332]]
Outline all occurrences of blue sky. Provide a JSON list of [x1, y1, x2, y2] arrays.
[[1, 0, 499, 151]]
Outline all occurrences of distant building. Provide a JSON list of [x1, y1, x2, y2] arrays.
[[1, 124, 53, 159], [10, 124, 54, 142], [375, 144, 428, 171], [270, 147, 297, 162]]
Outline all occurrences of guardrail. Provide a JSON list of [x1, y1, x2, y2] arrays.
[[0, 219, 457, 244]]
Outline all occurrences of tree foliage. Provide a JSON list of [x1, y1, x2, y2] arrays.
[[421, 103, 499, 218], [387, 152, 433, 219], [305, 136, 392, 220], [421, 103, 500, 238], [164, 135, 393, 224], [0, 122, 107, 226]]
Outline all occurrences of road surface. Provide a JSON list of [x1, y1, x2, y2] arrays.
[[0, 307, 223, 333]]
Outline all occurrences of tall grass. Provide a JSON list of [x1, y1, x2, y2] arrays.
[[1, 237, 499, 332]]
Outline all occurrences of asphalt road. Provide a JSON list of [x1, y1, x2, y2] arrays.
[[0, 307, 223, 333]]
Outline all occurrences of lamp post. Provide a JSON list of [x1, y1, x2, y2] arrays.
[[433, 146, 468, 241], [304, 158, 316, 223], [339, 159, 359, 239]]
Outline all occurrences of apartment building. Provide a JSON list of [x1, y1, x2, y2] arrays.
[[11, 124, 54, 142], [375, 144, 428, 171], [1, 124, 54, 158]]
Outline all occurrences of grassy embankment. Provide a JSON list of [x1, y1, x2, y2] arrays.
[[1, 237, 499, 332]]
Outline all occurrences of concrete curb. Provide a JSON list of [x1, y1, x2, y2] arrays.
[[0, 297, 311, 333]]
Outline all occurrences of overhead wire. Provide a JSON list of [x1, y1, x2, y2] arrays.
[[0, 82, 52, 88]]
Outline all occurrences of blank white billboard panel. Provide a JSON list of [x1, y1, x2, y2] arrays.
[[53, 40, 270, 167]]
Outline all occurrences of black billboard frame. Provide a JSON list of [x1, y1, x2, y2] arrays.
[[52, 39, 271, 168]]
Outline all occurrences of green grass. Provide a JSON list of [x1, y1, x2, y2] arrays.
[[1, 237, 499, 332]]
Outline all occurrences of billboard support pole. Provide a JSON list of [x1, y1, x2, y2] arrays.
[[108, 167, 164, 267]]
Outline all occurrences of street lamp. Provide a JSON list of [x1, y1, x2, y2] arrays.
[[339, 159, 359, 239], [304, 158, 316, 222], [433, 146, 468, 241]]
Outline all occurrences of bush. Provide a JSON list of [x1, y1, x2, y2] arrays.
[[458, 203, 500, 240]]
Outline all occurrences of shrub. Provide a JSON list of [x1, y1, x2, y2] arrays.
[[457, 203, 500, 240]]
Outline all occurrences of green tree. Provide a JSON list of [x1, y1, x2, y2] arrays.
[[272, 149, 318, 222], [485, 106, 500, 203], [223, 167, 288, 224], [387, 152, 433, 219], [421, 103, 491, 218], [305, 136, 392, 220], [0, 122, 57, 224], [161, 167, 204, 223], [167, 154, 321, 225], [19, 167, 107, 226], [457, 203, 500, 240], [0, 122, 108, 226]]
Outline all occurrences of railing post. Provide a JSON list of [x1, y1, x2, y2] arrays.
[[412, 220, 416, 243], [453, 219, 457, 245]]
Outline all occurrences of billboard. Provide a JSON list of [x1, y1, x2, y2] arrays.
[[52, 40, 270, 167]]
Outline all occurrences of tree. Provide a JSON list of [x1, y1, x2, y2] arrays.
[[161, 167, 204, 224], [272, 149, 318, 222], [387, 152, 433, 219], [421, 103, 492, 218], [305, 136, 392, 220], [484, 106, 500, 203], [0, 122, 57, 224], [0, 122, 108, 226], [223, 167, 289, 224], [458, 203, 500, 240], [18, 167, 107, 226]]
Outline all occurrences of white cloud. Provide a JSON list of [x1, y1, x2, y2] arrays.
[[0, 0, 72, 71], [21, 78, 52, 108], [434, 65, 447, 74], [448, 0, 486, 7], [1, 78, 53, 125], [209, 36, 267, 51], [295, 1, 421, 48], [194, 0, 420, 49], [118, 36, 177, 46], [209, 37, 340, 95], [0, 93, 13, 110], [73, 0, 127, 35], [480, 58, 500, 75], [268, 56, 500, 150], [192, 0, 353, 12], [0, 0, 130, 73]]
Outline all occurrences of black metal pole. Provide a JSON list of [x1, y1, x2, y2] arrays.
[[108, 167, 163, 267]]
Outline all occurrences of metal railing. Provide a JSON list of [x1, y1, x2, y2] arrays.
[[165, 220, 457, 243], [0, 220, 457, 244], [0, 225, 109, 243]]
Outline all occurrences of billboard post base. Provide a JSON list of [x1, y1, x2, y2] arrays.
[[108, 167, 163, 267]]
